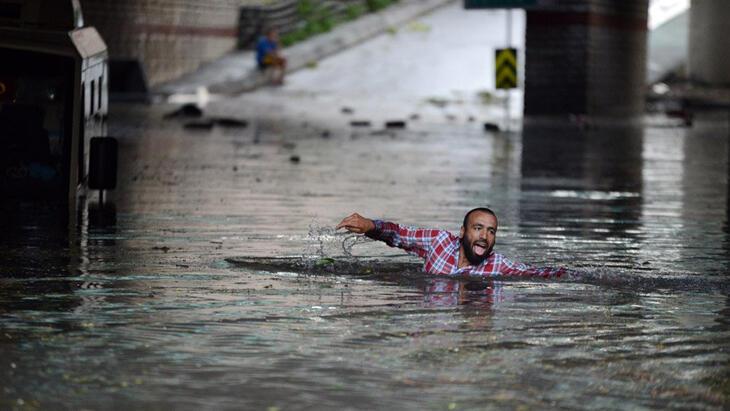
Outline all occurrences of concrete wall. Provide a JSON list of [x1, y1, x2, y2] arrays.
[[81, 0, 265, 86], [524, 0, 649, 120], [689, 0, 730, 86]]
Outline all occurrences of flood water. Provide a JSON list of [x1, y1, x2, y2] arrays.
[[1, 105, 729, 410]]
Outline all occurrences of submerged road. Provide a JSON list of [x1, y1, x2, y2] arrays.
[[2, 3, 730, 410]]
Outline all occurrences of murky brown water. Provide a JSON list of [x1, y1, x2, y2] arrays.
[[1, 104, 729, 410]]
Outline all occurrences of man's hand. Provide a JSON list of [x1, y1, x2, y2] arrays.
[[336, 213, 375, 234]]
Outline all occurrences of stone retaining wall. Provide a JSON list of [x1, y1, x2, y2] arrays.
[[82, 0, 395, 87], [82, 0, 266, 86]]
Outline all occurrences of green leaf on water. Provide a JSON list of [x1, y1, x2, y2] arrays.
[[315, 257, 335, 266]]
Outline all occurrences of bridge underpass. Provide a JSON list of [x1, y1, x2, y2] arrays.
[[1, 3, 730, 409], [67, 0, 728, 121]]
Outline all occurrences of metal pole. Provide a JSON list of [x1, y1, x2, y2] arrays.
[[505, 8, 512, 132], [507, 8, 512, 48]]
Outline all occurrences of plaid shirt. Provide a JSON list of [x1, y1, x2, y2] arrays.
[[366, 220, 565, 278]]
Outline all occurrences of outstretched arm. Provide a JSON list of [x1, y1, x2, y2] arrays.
[[336, 213, 443, 259], [491, 254, 566, 278]]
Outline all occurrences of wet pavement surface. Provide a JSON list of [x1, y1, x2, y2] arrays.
[[2, 4, 730, 410]]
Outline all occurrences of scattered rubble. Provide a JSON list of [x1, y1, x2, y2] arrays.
[[385, 120, 406, 129], [483, 122, 500, 132], [164, 103, 203, 119], [212, 117, 248, 127], [184, 120, 214, 130]]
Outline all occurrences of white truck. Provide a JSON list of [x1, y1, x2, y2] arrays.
[[0, 0, 116, 211]]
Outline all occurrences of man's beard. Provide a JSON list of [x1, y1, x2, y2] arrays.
[[461, 236, 491, 266]]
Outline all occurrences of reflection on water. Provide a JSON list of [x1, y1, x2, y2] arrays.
[[520, 125, 645, 272], [1, 108, 729, 409]]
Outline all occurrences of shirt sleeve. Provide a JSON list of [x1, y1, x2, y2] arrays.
[[492, 254, 566, 278], [365, 220, 443, 259]]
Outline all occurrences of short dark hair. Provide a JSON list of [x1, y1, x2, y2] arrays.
[[462, 207, 497, 228]]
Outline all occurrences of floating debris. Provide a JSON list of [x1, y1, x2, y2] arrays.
[[212, 117, 248, 127], [370, 129, 395, 137], [314, 257, 335, 267], [385, 120, 406, 129], [350, 120, 371, 127], [425, 97, 448, 108], [164, 103, 203, 119], [184, 120, 214, 130], [483, 122, 500, 132]]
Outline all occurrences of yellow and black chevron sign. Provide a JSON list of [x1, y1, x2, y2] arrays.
[[495, 48, 517, 89]]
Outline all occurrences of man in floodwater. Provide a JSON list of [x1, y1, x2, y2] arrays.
[[336, 208, 565, 277]]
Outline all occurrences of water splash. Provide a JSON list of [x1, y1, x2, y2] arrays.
[[306, 219, 372, 259], [306, 219, 335, 257], [341, 233, 371, 257]]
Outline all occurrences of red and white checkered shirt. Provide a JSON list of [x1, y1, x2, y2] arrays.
[[366, 220, 565, 278]]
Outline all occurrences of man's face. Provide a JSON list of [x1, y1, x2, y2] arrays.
[[460, 211, 498, 266]]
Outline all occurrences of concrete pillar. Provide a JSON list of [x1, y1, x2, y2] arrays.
[[524, 0, 649, 122], [689, 0, 730, 86]]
